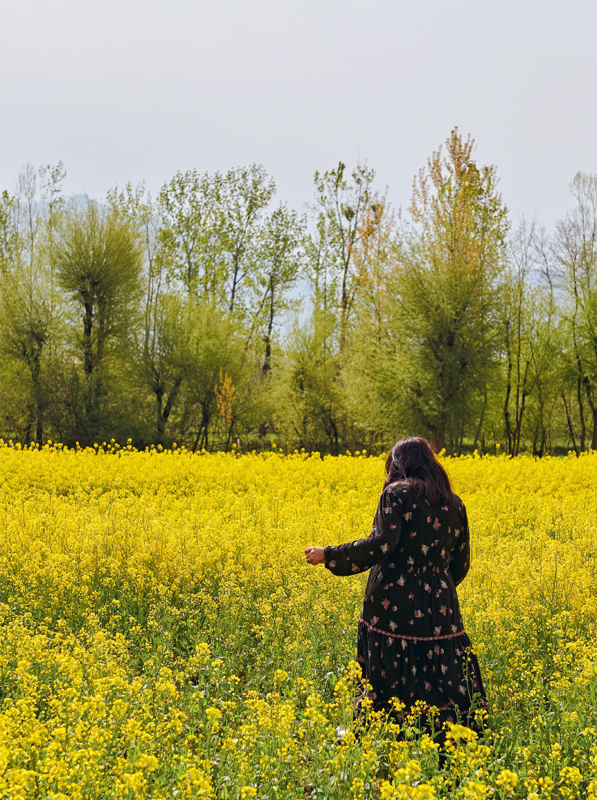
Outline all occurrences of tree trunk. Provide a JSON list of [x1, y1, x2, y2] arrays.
[[24, 403, 35, 446], [331, 419, 339, 456], [162, 374, 184, 426], [503, 321, 513, 454], [83, 300, 95, 420], [431, 428, 445, 453], [340, 265, 349, 351], [513, 361, 530, 457], [32, 353, 44, 446], [225, 419, 235, 452], [96, 300, 106, 403], [473, 389, 487, 451], [156, 373, 184, 439], [576, 353, 586, 451], [457, 417, 465, 456], [582, 373, 596, 450], [156, 386, 165, 435], [83, 301, 94, 376], [532, 385, 546, 457], [561, 392, 579, 455], [262, 275, 274, 375], [192, 406, 211, 453], [591, 336, 597, 450], [192, 422, 202, 453], [514, 389, 528, 457], [229, 247, 242, 313], [202, 408, 210, 451]]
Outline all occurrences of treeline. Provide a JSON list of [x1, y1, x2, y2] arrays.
[[0, 129, 596, 455]]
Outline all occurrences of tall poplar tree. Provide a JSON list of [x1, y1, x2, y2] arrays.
[[311, 162, 391, 349], [554, 172, 597, 450], [395, 129, 509, 452], [0, 163, 66, 444]]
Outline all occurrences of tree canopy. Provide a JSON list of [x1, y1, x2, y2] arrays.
[[0, 140, 594, 455]]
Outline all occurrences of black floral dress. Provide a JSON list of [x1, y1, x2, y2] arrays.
[[324, 481, 486, 730]]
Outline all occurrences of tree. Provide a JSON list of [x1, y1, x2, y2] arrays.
[[0, 163, 66, 444], [107, 183, 182, 443], [525, 292, 560, 456], [247, 204, 304, 375], [158, 169, 223, 300], [52, 200, 143, 438], [553, 172, 597, 450], [0, 190, 18, 276], [273, 312, 349, 453], [501, 217, 539, 455], [221, 164, 276, 317], [0, 282, 52, 444], [497, 218, 567, 456], [311, 162, 391, 348], [158, 164, 276, 322], [181, 303, 250, 451], [393, 129, 509, 452], [129, 291, 188, 443]]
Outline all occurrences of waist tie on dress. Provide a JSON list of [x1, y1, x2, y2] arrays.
[[359, 616, 465, 642], [407, 565, 450, 575]]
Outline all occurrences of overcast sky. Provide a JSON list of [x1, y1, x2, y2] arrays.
[[1, 0, 596, 230]]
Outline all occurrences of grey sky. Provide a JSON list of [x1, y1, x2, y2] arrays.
[[1, 0, 596, 230]]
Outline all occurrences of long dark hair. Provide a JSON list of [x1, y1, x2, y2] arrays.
[[384, 437, 456, 507]]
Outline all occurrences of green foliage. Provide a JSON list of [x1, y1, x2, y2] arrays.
[[180, 302, 253, 451], [388, 130, 509, 452], [554, 172, 597, 450], [0, 190, 18, 274], [310, 161, 393, 348], [273, 312, 350, 454], [158, 164, 277, 320], [51, 199, 144, 443], [0, 150, 595, 455]]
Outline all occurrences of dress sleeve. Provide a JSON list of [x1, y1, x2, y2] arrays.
[[324, 486, 403, 576], [449, 502, 470, 587]]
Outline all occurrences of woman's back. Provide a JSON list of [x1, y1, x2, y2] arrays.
[[325, 483, 470, 640], [305, 436, 486, 729], [383, 482, 469, 577]]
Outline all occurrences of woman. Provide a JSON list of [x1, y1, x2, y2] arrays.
[[305, 437, 486, 734]]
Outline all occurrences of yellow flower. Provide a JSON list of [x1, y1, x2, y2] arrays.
[[496, 770, 518, 793], [0, 446, 595, 798]]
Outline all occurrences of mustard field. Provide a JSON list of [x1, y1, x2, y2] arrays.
[[0, 443, 596, 799]]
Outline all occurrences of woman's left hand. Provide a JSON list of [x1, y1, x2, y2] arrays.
[[304, 546, 325, 566]]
